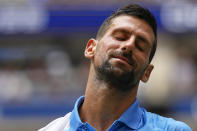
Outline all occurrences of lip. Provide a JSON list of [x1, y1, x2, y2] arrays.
[[115, 56, 131, 65]]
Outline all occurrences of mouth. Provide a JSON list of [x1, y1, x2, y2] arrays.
[[109, 51, 136, 68], [114, 55, 134, 66], [116, 56, 129, 64]]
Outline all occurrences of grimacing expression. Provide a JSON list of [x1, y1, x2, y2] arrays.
[[89, 15, 155, 90]]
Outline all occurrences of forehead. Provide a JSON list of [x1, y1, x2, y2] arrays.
[[107, 15, 155, 44]]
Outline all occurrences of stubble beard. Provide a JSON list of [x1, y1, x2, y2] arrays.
[[95, 60, 139, 92]]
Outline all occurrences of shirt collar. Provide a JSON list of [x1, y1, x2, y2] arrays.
[[118, 99, 143, 130], [70, 96, 85, 130], [70, 96, 143, 130]]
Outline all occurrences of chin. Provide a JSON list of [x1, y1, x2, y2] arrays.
[[111, 68, 131, 77], [111, 62, 135, 74], [96, 60, 137, 83]]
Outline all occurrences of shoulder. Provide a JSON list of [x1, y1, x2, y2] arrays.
[[38, 112, 71, 131], [144, 111, 192, 131]]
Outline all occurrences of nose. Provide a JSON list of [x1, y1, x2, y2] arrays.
[[121, 35, 136, 53]]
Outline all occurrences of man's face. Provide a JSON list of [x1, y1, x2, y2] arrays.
[[87, 15, 155, 90]]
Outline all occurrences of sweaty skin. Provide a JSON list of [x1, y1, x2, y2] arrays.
[[80, 15, 155, 131]]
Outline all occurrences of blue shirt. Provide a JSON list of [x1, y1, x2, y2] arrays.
[[39, 96, 192, 131], [68, 96, 192, 131]]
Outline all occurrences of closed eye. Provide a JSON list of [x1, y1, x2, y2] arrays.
[[112, 29, 131, 41], [115, 36, 128, 41], [136, 43, 144, 51]]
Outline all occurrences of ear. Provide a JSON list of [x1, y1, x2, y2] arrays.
[[141, 64, 154, 83], [84, 38, 97, 59]]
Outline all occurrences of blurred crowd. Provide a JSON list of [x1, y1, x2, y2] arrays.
[[0, 46, 88, 103]]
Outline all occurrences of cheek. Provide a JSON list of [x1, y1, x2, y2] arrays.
[[101, 36, 120, 49], [93, 38, 120, 65], [134, 51, 149, 69], [97, 39, 119, 57], [93, 45, 108, 66]]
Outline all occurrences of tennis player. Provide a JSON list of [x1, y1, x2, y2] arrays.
[[39, 4, 192, 131]]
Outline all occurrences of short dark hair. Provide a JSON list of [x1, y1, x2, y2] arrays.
[[96, 4, 157, 62]]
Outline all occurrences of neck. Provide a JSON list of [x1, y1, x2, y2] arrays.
[[79, 65, 138, 131]]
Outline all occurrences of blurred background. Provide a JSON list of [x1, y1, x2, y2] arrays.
[[0, 0, 196, 130]]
